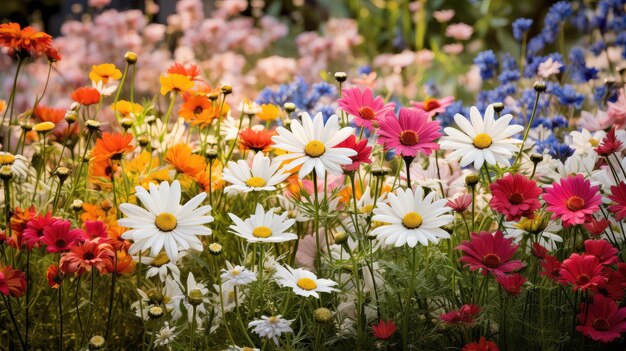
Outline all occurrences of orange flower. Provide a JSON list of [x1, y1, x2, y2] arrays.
[[92, 132, 134, 161], [160, 73, 194, 95], [71, 86, 101, 106], [0, 22, 57, 60], [239, 128, 276, 153], [167, 62, 201, 80], [179, 94, 212, 122], [46, 264, 63, 289], [111, 100, 143, 117], [191, 103, 230, 128], [59, 238, 115, 275], [7, 206, 36, 249], [195, 162, 225, 193], [107, 250, 135, 274], [89, 158, 117, 184], [164, 144, 206, 177], [89, 63, 122, 84], [34, 105, 65, 125], [257, 104, 281, 122]]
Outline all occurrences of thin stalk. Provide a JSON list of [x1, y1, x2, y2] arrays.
[[513, 90, 541, 166], [312, 170, 322, 275]]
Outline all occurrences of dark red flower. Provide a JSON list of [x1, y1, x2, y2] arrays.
[[559, 253, 607, 291], [83, 220, 109, 240], [608, 181, 626, 221], [540, 255, 562, 282], [489, 173, 542, 222], [496, 273, 527, 296], [447, 194, 472, 213], [583, 218, 610, 237], [71, 86, 101, 106], [596, 269, 626, 301], [372, 319, 397, 340], [595, 127, 623, 156], [440, 304, 481, 326], [531, 242, 549, 259], [457, 230, 524, 277], [0, 264, 26, 297], [41, 220, 84, 253], [584, 239, 618, 266], [462, 336, 500, 351], [577, 294, 626, 343], [335, 135, 372, 172]]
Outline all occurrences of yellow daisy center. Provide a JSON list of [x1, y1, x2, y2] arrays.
[[360, 204, 374, 213], [304, 140, 325, 157], [246, 176, 267, 188], [473, 133, 493, 149], [402, 211, 423, 229], [252, 226, 273, 238], [0, 154, 15, 165], [155, 212, 177, 232], [268, 316, 279, 323], [162, 295, 171, 304], [151, 252, 170, 267], [231, 269, 241, 276], [296, 277, 318, 290], [589, 138, 599, 147]]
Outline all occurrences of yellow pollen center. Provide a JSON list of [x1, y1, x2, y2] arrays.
[[360, 204, 374, 213], [0, 154, 15, 165], [252, 226, 273, 238], [296, 277, 318, 290], [589, 138, 599, 147], [151, 252, 170, 267], [231, 269, 241, 276], [268, 316, 279, 324], [402, 212, 423, 229], [162, 296, 171, 304], [246, 176, 267, 188], [155, 212, 177, 232], [305, 140, 325, 157], [473, 133, 493, 149]]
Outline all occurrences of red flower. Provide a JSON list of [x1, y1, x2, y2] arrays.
[[447, 193, 472, 213], [457, 230, 524, 277], [60, 238, 115, 275], [83, 220, 109, 240], [0, 22, 57, 60], [576, 294, 626, 343], [462, 336, 500, 351], [238, 128, 276, 153], [34, 105, 66, 125], [489, 173, 542, 221], [22, 212, 57, 250], [440, 304, 481, 326], [71, 86, 101, 106], [531, 242, 549, 259], [584, 239, 618, 266], [335, 135, 372, 172], [559, 253, 607, 291], [92, 132, 135, 161], [596, 269, 626, 301], [41, 220, 84, 253], [608, 181, 626, 221], [595, 127, 623, 156], [496, 273, 527, 296], [167, 62, 201, 80], [372, 319, 397, 340], [583, 218, 610, 237], [46, 264, 63, 289], [540, 255, 562, 281], [0, 264, 26, 297]]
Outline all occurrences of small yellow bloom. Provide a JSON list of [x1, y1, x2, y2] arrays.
[[159, 74, 194, 96], [257, 104, 280, 122], [0, 99, 6, 115], [32, 121, 55, 133], [89, 63, 122, 84], [112, 100, 143, 117]]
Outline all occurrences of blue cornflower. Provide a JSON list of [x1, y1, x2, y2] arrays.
[[551, 114, 568, 128], [438, 101, 466, 128], [590, 41, 605, 56], [474, 50, 498, 80], [512, 18, 533, 41], [549, 143, 575, 163], [550, 84, 585, 109], [357, 65, 372, 75]]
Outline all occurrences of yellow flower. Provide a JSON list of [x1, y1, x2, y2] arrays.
[[0, 99, 6, 115], [140, 168, 172, 189], [257, 104, 280, 122], [89, 63, 122, 84], [32, 121, 55, 133], [112, 100, 143, 117], [159, 74, 194, 96]]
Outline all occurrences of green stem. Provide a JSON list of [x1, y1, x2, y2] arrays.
[[2, 56, 23, 151], [514, 90, 541, 166], [312, 170, 322, 275]]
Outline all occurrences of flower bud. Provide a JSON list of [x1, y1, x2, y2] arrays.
[[334, 72, 347, 83], [530, 153, 543, 164], [465, 174, 479, 187], [492, 102, 504, 113], [188, 288, 204, 306], [33, 121, 55, 133], [20, 121, 33, 132], [86, 120, 101, 133], [314, 307, 334, 323], [144, 115, 156, 125], [205, 149, 218, 160], [221, 85, 233, 95], [147, 288, 163, 303], [334, 232, 349, 245], [125, 51, 138, 64], [65, 111, 78, 124], [0, 165, 13, 181], [55, 167, 70, 182], [208, 242, 222, 255], [283, 102, 296, 113], [208, 93, 219, 101], [89, 335, 105, 349], [137, 135, 150, 147], [120, 117, 133, 130], [148, 305, 164, 319], [71, 199, 84, 212], [533, 81, 546, 92]]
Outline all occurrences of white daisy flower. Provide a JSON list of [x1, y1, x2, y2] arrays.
[[504, 218, 563, 251], [440, 104, 524, 169], [238, 99, 262, 115], [225, 346, 260, 351], [248, 315, 293, 346], [214, 281, 246, 312], [119, 180, 213, 261], [274, 195, 308, 222], [272, 112, 356, 178], [91, 79, 117, 96], [179, 272, 209, 327], [134, 251, 182, 282], [274, 264, 338, 298], [228, 204, 297, 243], [221, 261, 257, 286], [222, 152, 290, 193], [154, 322, 177, 347], [569, 128, 606, 155], [370, 187, 454, 247], [0, 152, 29, 178], [221, 113, 250, 141]]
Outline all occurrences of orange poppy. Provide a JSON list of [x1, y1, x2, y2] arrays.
[[34, 105, 65, 125], [0, 22, 56, 59], [71, 86, 101, 106], [167, 62, 201, 81], [179, 94, 212, 123], [194, 162, 225, 193], [164, 144, 206, 177], [107, 250, 135, 274], [92, 132, 134, 161], [191, 103, 230, 128], [239, 128, 276, 153]]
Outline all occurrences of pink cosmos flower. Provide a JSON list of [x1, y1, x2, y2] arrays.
[[337, 87, 395, 130], [457, 230, 524, 277], [559, 253, 607, 292], [537, 57, 563, 78], [41, 220, 84, 253], [440, 304, 481, 325], [443, 43, 464, 55], [496, 273, 527, 296], [334, 135, 372, 172], [543, 174, 602, 227], [445, 23, 473, 41], [607, 90, 626, 128], [376, 107, 441, 157], [410, 96, 454, 117], [489, 173, 542, 222], [576, 293, 626, 343], [22, 212, 57, 250], [584, 239, 618, 266], [433, 9, 455, 23]]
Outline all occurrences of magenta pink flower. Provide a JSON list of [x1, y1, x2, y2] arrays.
[[410, 96, 454, 117], [457, 230, 524, 277], [337, 87, 395, 130], [489, 173, 542, 222], [22, 212, 57, 250], [334, 135, 372, 172], [376, 107, 441, 157], [543, 174, 602, 227], [41, 220, 84, 253]]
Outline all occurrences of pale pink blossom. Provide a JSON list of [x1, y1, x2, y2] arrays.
[[144, 24, 166, 44], [434, 9, 455, 23], [415, 49, 435, 67], [88, 0, 111, 9], [537, 57, 563, 78], [458, 65, 482, 93], [443, 43, 464, 55], [608, 91, 626, 128], [445, 23, 473, 41], [578, 110, 611, 132], [255, 56, 297, 85]]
